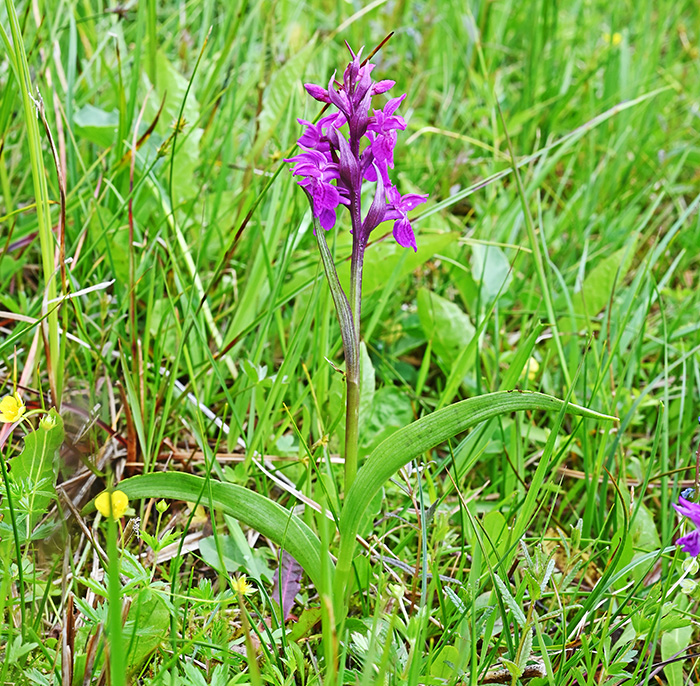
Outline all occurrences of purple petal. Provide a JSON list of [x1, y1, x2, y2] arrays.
[[318, 207, 337, 230], [320, 113, 344, 130], [386, 184, 402, 206], [677, 530, 700, 556], [304, 83, 331, 103], [393, 217, 417, 252], [327, 74, 351, 116], [399, 193, 429, 212], [361, 163, 386, 237], [384, 94, 406, 117], [674, 497, 700, 527], [312, 181, 340, 211], [372, 80, 395, 95], [372, 133, 396, 165], [385, 114, 407, 130], [297, 121, 322, 149]]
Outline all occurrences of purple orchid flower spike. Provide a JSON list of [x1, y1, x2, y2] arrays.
[[286, 44, 428, 492], [288, 44, 427, 249], [673, 495, 700, 556]]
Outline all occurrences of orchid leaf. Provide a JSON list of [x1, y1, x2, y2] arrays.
[[114, 473, 328, 589], [334, 391, 617, 605]]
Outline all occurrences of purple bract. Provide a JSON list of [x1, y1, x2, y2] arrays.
[[286, 45, 427, 251], [673, 495, 700, 556]]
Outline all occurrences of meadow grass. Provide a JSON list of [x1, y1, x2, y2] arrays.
[[0, 0, 699, 684]]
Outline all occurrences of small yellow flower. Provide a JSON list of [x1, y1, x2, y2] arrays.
[[603, 31, 622, 46], [519, 357, 540, 382], [525, 356, 540, 381], [95, 490, 129, 519], [0, 393, 26, 423], [231, 574, 254, 596]]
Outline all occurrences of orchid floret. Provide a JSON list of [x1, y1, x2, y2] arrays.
[[287, 45, 426, 247]]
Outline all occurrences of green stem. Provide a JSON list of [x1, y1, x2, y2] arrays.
[[310, 205, 360, 493], [106, 509, 125, 686], [344, 377, 360, 489], [344, 190, 365, 491]]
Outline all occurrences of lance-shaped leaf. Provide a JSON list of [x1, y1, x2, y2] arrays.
[[112, 472, 329, 589], [333, 391, 617, 608]]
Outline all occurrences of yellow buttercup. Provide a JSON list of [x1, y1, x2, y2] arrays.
[[95, 490, 129, 519]]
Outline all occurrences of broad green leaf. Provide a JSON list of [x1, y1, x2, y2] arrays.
[[198, 534, 245, 573], [331, 376, 413, 457], [417, 287, 475, 366], [144, 50, 203, 204], [430, 645, 462, 679], [115, 472, 328, 589], [223, 514, 273, 582], [362, 386, 414, 454], [629, 503, 662, 585], [7, 409, 63, 484], [471, 243, 513, 304], [288, 607, 323, 641], [558, 236, 638, 333], [123, 588, 169, 676], [334, 391, 617, 606], [481, 510, 509, 564], [73, 104, 119, 147], [661, 623, 693, 686], [147, 51, 201, 135]]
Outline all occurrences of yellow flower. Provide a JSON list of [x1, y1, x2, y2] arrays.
[[231, 574, 254, 596], [525, 356, 540, 381], [0, 393, 26, 423], [95, 490, 129, 519], [603, 32, 622, 46], [518, 357, 540, 382]]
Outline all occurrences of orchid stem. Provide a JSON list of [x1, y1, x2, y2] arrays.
[[344, 196, 365, 492], [311, 203, 361, 492], [344, 378, 360, 490]]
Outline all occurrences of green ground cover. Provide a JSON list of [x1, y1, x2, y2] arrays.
[[1, 0, 699, 683]]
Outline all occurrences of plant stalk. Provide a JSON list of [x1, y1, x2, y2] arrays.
[[343, 190, 365, 490], [105, 508, 125, 686], [310, 198, 361, 493]]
